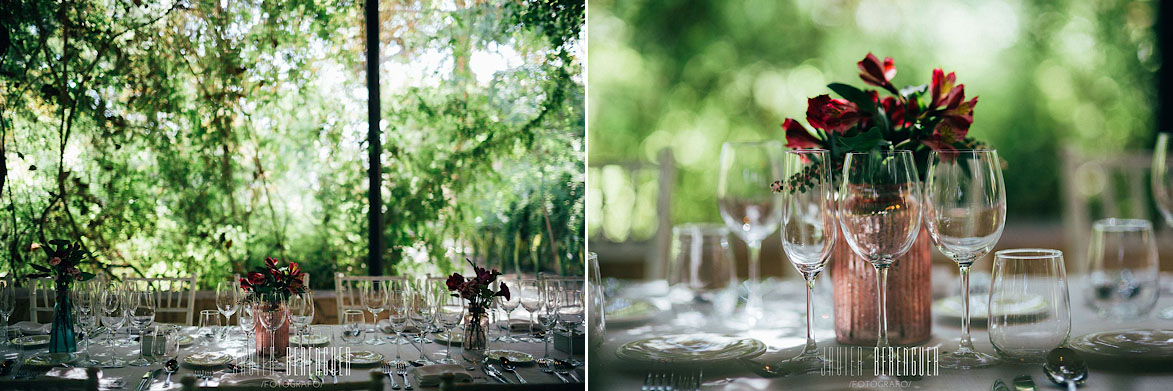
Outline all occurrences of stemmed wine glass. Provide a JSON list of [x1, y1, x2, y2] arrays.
[[838, 150, 923, 354], [236, 298, 257, 367], [0, 280, 15, 347], [361, 281, 389, 345], [775, 149, 837, 374], [127, 289, 156, 366], [436, 293, 464, 364], [289, 291, 315, 343], [718, 141, 784, 321], [99, 290, 127, 367], [387, 289, 410, 366], [73, 288, 99, 366], [216, 280, 238, 341], [1150, 133, 1173, 319], [537, 278, 561, 365], [255, 293, 289, 368], [518, 279, 542, 343], [924, 149, 1005, 368], [409, 288, 437, 363], [497, 276, 522, 343], [555, 281, 585, 367]]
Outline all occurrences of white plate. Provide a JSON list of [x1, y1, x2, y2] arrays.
[[10, 321, 50, 335], [432, 331, 464, 345], [485, 350, 535, 363], [12, 335, 50, 347], [291, 334, 329, 346], [616, 333, 766, 364], [933, 294, 1049, 323], [605, 300, 657, 325], [183, 352, 233, 367], [24, 353, 77, 367], [1070, 329, 1173, 369], [177, 335, 196, 346], [336, 350, 383, 365]]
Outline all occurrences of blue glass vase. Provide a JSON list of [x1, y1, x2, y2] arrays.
[[49, 286, 77, 354]]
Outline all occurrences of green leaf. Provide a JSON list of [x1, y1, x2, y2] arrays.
[[32, 264, 51, 273], [79, 272, 96, 281], [828, 83, 876, 113], [835, 127, 891, 153]]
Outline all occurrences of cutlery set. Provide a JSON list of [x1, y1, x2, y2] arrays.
[[642, 370, 702, 391]]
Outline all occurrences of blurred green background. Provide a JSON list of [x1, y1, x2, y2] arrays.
[[588, 0, 1158, 242]]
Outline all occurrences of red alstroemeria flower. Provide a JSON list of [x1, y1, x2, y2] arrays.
[[495, 282, 511, 301], [782, 119, 821, 149], [474, 266, 499, 285], [288, 262, 302, 278], [881, 97, 907, 128], [247, 272, 267, 286], [930, 69, 964, 110], [921, 134, 958, 153], [858, 53, 898, 94], [806, 95, 862, 134], [68, 267, 81, 277], [445, 273, 464, 291], [49, 257, 62, 266], [264, 257, 278, 269], [239, 277, 251, 290]]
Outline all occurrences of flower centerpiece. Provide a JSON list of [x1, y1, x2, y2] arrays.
[[772, 53, 991, 345], [29, 240, 97, 353], [445, 258, 510, 354], [238, 257, 306, 357]]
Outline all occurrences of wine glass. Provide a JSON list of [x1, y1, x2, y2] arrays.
[[555, 282, 585, 366], [340, 309, 365, 345], [537, 278, 561, 365], [1, 279, 16, 347], [216, 280, 238, 341], [1150, 132, 1173, 319], [387, 289, 410, 366], [518, 280, 542, 343], [1086, 218, 1160, 320], [72, 289, 99, 366], [838, 150, 922, 353], [255, 293, 288, 367], [497, 276, 522, 343], [924, 149, 1005, 368], [289, 291, 315, 342], [99, 290, 127, 366], [775, 149, 837, 374], [237, 299, 257, 366], [127, 290, 156, 366], [361, 281, 389, 345], [717, 141, 784, 321], [989, 249, 1071, 363], [436, 294, 464, 364], [409, 288, 437, 363]]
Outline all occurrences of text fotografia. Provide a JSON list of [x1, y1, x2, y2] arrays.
[[820, 347, 940, 377]]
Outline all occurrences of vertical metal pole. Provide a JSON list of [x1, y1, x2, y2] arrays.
[[365, 0, 383, 276]]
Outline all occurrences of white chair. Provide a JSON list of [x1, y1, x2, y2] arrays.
[[28, 277, 56, 323], [123, 274, 198, 325], [333, 273, 407, 317], [588, 148, 675, 280]]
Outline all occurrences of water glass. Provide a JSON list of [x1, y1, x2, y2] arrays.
[[340, 309, 365, 345], [586, 253, 605, 351], [989, 249, 1071, 364], [198, 310, 222, 345], [668, 223, 738, 315], [1085, 218, 1160, 320]]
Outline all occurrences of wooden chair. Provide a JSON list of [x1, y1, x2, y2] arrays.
[[123, 274, 198, 325], [180, 371, 382, 391], [0, 367, 99, 391], [588, 148, 675, 280], [334, 273, 407, 317]]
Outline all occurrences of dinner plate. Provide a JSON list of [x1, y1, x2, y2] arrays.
[[291, 334, 330, 346], [10, 321, 50, 335], [485, 350, 535, 363], [432, 330, 464, 345], [616, 333, 766, 364], [11, 335, 50, 347], [605, 299, 657, 325], [933, 294, 1049, 323], [335, 350, 383, 365], [24, 353, 77, 367], [183, 352, 233, 367], [1070, 329, 1173, 371], [177, 335, 196, 346]]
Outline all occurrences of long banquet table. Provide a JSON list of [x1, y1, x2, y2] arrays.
[[0, 322, 583, 389], [590, 275, 1173, 391]]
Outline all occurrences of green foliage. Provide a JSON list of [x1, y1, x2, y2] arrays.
[[0, 0, 584, 288]]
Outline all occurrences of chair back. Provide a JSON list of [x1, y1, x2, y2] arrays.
[[587, 148, 675, 280], [124, 275, 198, 325], [28, 277, 56, 323], [334, 273, 408, 317]]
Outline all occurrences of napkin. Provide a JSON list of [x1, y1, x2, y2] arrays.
[[10, 321, 50, 335], [503, 319, 542, 332], [45, 367, 123, 390], [413, 364, 474, 387]]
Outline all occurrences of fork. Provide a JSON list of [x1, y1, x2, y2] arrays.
[[396, 362, 413, 390], [196, 370, 214, 387], [556, 366, 581, 383], [380, 364, 400, 390], [538, 361, 568, 383]]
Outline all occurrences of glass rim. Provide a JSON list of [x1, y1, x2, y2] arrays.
[[787, 148, 829, 153], [929, 148, 996, 153], [1092, 218, 1153, 231], [994, 248, 1063, 260]]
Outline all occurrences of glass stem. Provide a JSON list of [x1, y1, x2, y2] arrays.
[[957, 262, 975, 353], [873, 263, 890, 349], [396, 332, 402, 360], [802, 274, 817, 356], [544, 324, 551, 358], [567, 324, 574, 361], [528, 313, 535, 341], [746, 241, 763, 317]]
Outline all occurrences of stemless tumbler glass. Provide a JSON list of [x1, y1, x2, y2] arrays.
[[924, 149, 1006, 368], [838, 150, 922, 352], [989, 249, 1071, 364], [668, 223, 738, 315], [1086, 218, 1160, 320]]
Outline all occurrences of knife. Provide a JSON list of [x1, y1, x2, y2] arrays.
[[135, 370, 153, 391], [482, 364, 510, 384]]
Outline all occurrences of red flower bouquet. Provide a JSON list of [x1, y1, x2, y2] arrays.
[[776, 53, 989, 191], [239, 257, 306, 301], [445, 258, 510, 316], [29, 240, 96, 287]]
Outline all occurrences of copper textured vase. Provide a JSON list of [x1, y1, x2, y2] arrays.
[[831, 227, 932, 346]]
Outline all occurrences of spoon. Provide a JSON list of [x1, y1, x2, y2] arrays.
[[738, 358, 788, 378], [499, 358, 526, 384], [163, 358, 179, 388], [1043, 347, 1088, 391]]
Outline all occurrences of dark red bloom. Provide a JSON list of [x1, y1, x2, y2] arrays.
[[930, 69, 962, 110], [782, 119, 820, 149], [247, 272, 266, 286], [806, 95, 862, 134], [858, 53, 898, 94], [265, 257, 279, 269], [880, 97, 908, 128], [495, 282, 511, 301], [474, 266, 499, 285], [445, 273, 464, 291], [240, 277, 251, 290], [288, 262, 302, 278]]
